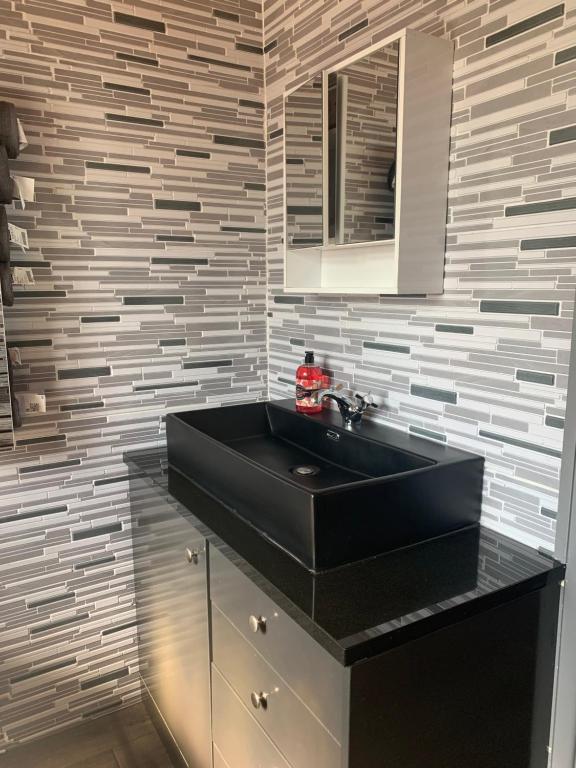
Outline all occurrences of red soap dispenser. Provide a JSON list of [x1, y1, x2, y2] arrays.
[[296, 351, 324, 414]]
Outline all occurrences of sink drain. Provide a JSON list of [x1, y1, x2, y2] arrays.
[[290, 465, 320, 477]]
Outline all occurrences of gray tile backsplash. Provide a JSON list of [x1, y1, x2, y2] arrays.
[[264, 0, 575, 554], [0, 0, 266, 752]]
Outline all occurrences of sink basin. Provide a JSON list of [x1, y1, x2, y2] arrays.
[[167, 400, 484, 571]]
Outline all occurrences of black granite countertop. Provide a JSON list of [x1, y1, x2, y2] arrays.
[[125, 448, 565, 666]]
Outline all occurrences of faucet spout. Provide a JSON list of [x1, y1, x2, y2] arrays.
[[319, 389, 375, 426]]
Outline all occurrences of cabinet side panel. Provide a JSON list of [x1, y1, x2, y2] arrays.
[[348, 583, 561, 768], [396, 30, 453, 294], [130, 475, 213, 768]]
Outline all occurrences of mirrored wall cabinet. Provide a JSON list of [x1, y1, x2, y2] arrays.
[[284, 29, 454, 295]]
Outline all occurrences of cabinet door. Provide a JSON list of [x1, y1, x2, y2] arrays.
[[132, 480, 212, 768]]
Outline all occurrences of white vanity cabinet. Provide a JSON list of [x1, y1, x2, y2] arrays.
[[284, 28, 454, 295]]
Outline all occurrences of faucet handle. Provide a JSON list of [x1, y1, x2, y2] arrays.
[[354, 391, 376, 412]]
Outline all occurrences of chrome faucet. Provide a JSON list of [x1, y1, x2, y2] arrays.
[[319, 388, 376, 427]]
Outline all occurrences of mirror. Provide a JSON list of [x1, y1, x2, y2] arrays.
[[285, 75, 324, 249], [329, 40, 399, 245]]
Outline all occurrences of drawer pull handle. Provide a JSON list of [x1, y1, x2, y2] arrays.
[[185, 547, 201, 565], [250, 691, 269, 710], [249, 614, 267, 634]]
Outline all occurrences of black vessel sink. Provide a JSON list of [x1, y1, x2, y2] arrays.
[[167, 400, 484, 571]]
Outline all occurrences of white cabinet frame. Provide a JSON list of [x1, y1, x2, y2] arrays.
[[283, 28, 454, 296]]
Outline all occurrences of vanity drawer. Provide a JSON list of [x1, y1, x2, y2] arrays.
[[212, 603, 342, 768], [209, 545, 346, 741], [212, 664, 292, 768]]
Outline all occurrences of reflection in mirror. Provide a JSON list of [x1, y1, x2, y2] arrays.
[[335, 41, 399, 245], [285, 75, 324, 249]]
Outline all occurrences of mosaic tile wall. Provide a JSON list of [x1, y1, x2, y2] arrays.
[[0, 0, 266, 750], [264, 0, 576, 551]]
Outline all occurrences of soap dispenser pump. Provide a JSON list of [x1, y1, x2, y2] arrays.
[[295, 351, 324, 414]]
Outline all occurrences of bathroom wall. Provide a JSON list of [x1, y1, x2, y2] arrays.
[[264, 0, 576, 551], [0, 0, 266, 750]]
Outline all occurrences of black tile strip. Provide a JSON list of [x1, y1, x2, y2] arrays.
[[364, 341, 411, 354], [94, 473, 143, 487], [134, 381, 198, 391], [16, 434, 66, 446], [480, 300, 559, 315], [188, 54, 251, 72], [123, 296, 184, 305], [103, 82, 150, 95], [287, 205, 322, 215], [102, 620, 140, 636], [516, 369, 555, 385], [28, 592, 75, 608], [58, 367, 111, 380], [160, 338, 185, 346], [239, 99, 265, 110], [116, 52, 159, 67], [264, 39, 278, 53], [74, 555, 115, 571], [154, 235, 196, 243], [12, 260, 52, 268], [291, 237, 323, 245], [549, 126, 576, 145], [435, 324, 474, 334], [213, 9, 239, 21], [30, 612, 89, 635], [105, 113, 163, 127], [290, 338, 305, 346], [409, 425, 447, 442], [176, 149, 211, 159], [183, 359, 232, 369], [411, 384, 458, 404], [61, 401, 105, 412], [113, 12, 165, 33], [14, 290, 67, 298], [11, 658, 77, 683], [273, 295, 304, 304], [546, 415, 565, 429], [213, 134, 265, 149], [339, 18, 369, 41], [479, 429, 562, 458], [72, 522, 122, 541], [236, 42, 264, 54], [0, 505, 68, 524], [86, 161, 150, 173], [20, 459, 81, 475], [286, 158, 304, 165], [7, 339, 52, 348], [522, 236, 576, 250], [81, 668, 129, 690], [486, 5, 565, 47], [541, 506, 558, 519], [269, 128, 283, 140], [278, 376, 295, 386], [220, 226, 266, 233], [151, 257, 207, 266], [506, 196, 576, 216], [244, 182, 266, 191], [154, 199, 201, 211], [81, 315, 120, 323], [555, 45, 576, 65]]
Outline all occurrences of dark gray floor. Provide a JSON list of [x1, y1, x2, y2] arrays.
[[0, 702, 175, 768]]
